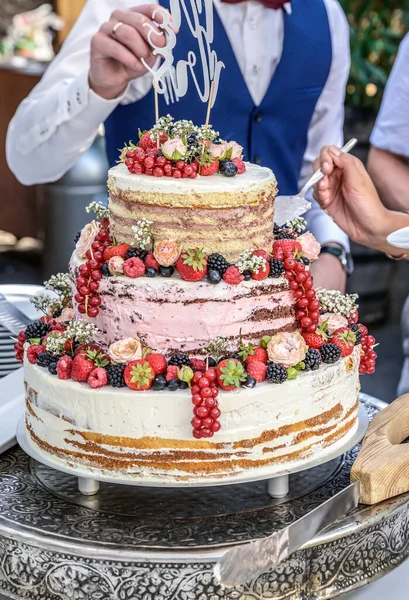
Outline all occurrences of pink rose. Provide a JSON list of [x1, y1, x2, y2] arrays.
[[76, 221, 100, 260], [154, 240, 181, 267], [56, 307, 74, 323], [319, 312, 348, 335], [161, 137, 187, 161], [297, 232, 321, 262], [210, 142, 228, 159], [108, 256, 124, 275], [108, 337, 143, 364], [226, 141, 244, 160], [267, 332, 307, 368]]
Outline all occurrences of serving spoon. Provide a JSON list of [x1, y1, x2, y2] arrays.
[[274, 138, 358, 226]]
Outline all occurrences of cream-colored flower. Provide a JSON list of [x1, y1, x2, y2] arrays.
[[76, 221, 100, 259], [267, 332, 307, 368], [108, 256, 124, 275], [56, 307, 74, 323], [210, 141, 228, 159], [161, 137, 187, 160], [319, 312, 348, 335], [297, 232, 321, 261], [153, 240, 181, 267], [108, 337, 143, 364], [226, 141, 244, 160]]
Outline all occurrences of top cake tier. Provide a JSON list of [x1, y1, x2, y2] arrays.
[[108, 162, 277, 262]]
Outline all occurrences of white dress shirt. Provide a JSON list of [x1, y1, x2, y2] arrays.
[[6, 0, 350, 248], [370, 33, 409, 158]]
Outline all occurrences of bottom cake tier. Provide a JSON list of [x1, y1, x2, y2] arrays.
[[23, 348, 360, 482]]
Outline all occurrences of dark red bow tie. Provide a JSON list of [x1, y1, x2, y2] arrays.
[[221, 0, 289, 9]]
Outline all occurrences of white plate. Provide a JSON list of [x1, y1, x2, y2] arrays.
[[387, 227, 409, 249], [0, 369, 25, 453]]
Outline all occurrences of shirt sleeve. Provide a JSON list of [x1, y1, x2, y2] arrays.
[[300, 0, 351, 251], [370, 33, 409, 158], [6, 0, 152, 186]]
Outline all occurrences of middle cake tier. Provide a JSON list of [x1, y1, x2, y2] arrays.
[[71, 254, 296, 354]]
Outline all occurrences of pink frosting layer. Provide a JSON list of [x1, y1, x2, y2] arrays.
[[71, 253, 297, 354]]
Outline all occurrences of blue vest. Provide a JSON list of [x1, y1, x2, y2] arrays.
[[105, 0, 332, 194]]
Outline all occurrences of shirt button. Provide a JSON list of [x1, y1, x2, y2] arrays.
[[254, 155, 261, 164], [254, 112, 262, 123], [249, 18, 256, 29], [252, 65, 259, 74]]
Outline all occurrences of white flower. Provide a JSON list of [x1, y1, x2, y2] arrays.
[[108, 256, 124, 275], [108, 337, 143, 364], [210, 142, 228, 159], [161, 137, 187, 160], [76, 221, 100, 259], [226, 141, 243, 160]]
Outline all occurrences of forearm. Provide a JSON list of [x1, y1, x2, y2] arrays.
[[367, 209, 409, 257], [368, 147, 409, 212]]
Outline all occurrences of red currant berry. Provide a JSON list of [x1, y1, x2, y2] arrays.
[[189, 170, 198, 179], [132, 164, 144, 174], [301, 317, 313, 329], [191, 417, 202, 428], [365, 359, 375, 368], [201, 387, 212, 398], [295, 262, 305, 272], [134, 150, 146, 164], [126, 150, 135, 159], [91, 241, 101, 251], [211, 388, 219, 398], [96, 230, 108, 242], [295, 310, 307, 320], [366, 366, 375, 374], [79, 285, 90, 296], [192, 372, 203, 384], [79, 263, 90, 276], [289, 280, 299, 291], [201, 428, 213, 438], [87, 307, 99, 318], [297, 298, 309, 309], [85, 250, 93, 260], [76, 276, 87, 288], [366, 336, 376, 346], [78, 303, 86, 314], [87, 259, 99, 270], [91, 270, 102, 281], [296, 272, 307, 283], [144, 156, 155, 169], [192, 162, 198, 172], [211, 421, 221, 433], [183, 165, 193, 176], [153, 167, 164, 177], [368, 350, 377, 360], [173, 169, 182, 179], [74, 293, 85, 303], [308, 299, 320, 311], [89, 281, 100, 292], [294, 290, 304, 300], [193, 429, 202, 439], [192, 394, 203, 406], [195, 406, 209, 418], [125, 158, 134, 168], [303, 278, 313, 290], [88, 295, 101, 307], [359, 366, 367, 375], [284, 271, 294, 281], [309, 311, 320, 323], [156, 155, 167, 167], [176, 160, 185, 170], [163, 163, 172, 174], [202, 417, 214, 429], [210, 407, 221, 419], [93, 251, 104, 264], [306, 324, 316, 333], [284, 258, 296, 270], [205, 397, 217, 408], [198, 378, 210, 388], [305, 289, 315, 299], [204, 369, 217, 381]]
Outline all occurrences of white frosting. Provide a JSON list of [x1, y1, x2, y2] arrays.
[[24, 348, 360, 481], [109, 162, 276, 194]]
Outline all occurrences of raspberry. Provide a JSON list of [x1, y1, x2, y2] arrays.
[[123, 257, 146, 278], [232, 157, 246, 174], [146, 353, 167, 375], [191, 358, 206, 372], [27, 344, 45, 365], [246, 360, 267, 382], [166, 365, 179, 382], [88, 367, 108, 388], [145, 253, 160, 270], [223, 266, 244, 285]]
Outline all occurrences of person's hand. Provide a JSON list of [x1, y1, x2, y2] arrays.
[[310, 252, 346, 293], [313, 146, 389, 249], [89, 5, 170, 100]]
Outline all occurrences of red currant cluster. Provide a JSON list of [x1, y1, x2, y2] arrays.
[[359, 330, 377, 375], [273, 248, 319, 334], [191, 368, 221, 438], [125, 148, 198, 179], [74, 220, 111, 318], [14, 330, 26, 362]]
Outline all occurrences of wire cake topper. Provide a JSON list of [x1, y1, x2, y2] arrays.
[[141, 0, 225, 109]]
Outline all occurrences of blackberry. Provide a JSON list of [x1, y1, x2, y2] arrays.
[[304, 349, 321, 371], [349, 324, 362, 345], [125, 247, 148, 262], [276, 229, 294, 240], [159, 266, 174, 278], [207, 253, 230, 275], [25, 320, 52, 341], [270, 258, 285, 278], [242, 375, 257, 389], [273, 223, 281, 236], [320, 343, 341, 364], [266, 362, 288, 384], [223, 161, 238, 177], [168, 353, 192, 368], [36, 352, 53, 368], [207, 270, 222, 284], [48, 361, 58, 376], [152, 375, 167, 391], [101, 263, 111, 277], [74, 231, 81, 244], [105, 364, 125, 388], [166, 378, 180, 391], [243, 270, 252, 281]]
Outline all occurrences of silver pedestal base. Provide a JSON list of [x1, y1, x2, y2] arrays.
[[2, 394, 408, 600]]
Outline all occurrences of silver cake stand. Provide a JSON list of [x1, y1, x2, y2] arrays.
[[2, 393, 409, 600]]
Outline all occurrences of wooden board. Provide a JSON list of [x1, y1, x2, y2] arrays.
[[351, 394, 409, 505], [55, 0, 86, 47]]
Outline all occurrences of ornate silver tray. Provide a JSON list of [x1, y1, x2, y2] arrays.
[[1, 393, 408, 600]]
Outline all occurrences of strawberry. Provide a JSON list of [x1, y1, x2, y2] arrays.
[[72, 354, 95, 382], [75, 344, 109, 361], [27, 344, 45, 365], [216, 358, 246, 391], [42, 331, 72, 353], [138, 130, 156, 151], [232, 158, 246, 174], [124, 360, 155, 390], [239, 339, 268, 364], [246, 360, 267, 383], [176, 248, 207, 282], [146, 353, 167, 375], [87, 367, 108, 388], [166, 365, 179, 382], [246, 347, 268, 365], [273, 239, 302, 256], [197, 153, 219, 176], [145, 253, 160, 271], [191, 358, 206, 372], [347, 309, 359, 325], [223, 266, 244, 285], [252, 259, 270, 281], [103, 243, 131, 262], [302, 321, 329, 349], [253, 249, 270, 261], [57, 355, 73, 380], [330, 327, 357, 357]]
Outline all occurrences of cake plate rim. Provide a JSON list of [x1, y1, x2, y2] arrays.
[[16, 403, 368, 489]]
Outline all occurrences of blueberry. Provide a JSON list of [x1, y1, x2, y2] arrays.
[[159, 266, 174, 278], [146, 267, 158, 278], [207, 269, 222, 284], [223, 161, 238, 177], [48, 362, 58, 376], [206, 357, 217, 368], [243, 270, 252, 281], [178, 380, 189, 390], [166, 378, 180, 391], [101, 263, 111, 277], [302, 257, 310, 266], [218, 159, 228, 173], [243, 376, 257, 389], [187, 134, 196, 144], [152, 375, 167, 391]]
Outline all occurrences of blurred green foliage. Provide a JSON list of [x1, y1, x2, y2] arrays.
[[340, 0, 409, 110]]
